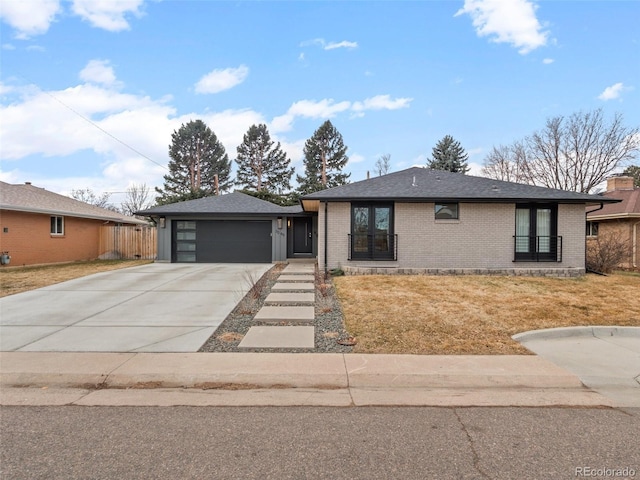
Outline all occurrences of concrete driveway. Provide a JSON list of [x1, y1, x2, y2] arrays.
[[0, 263, 272, 353], [514, 327, 640, 407]]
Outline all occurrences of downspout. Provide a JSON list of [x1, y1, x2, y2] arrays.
[[633, 221, 640, 268], [585, 202, 604, 274], [324, 201, 328, 275]]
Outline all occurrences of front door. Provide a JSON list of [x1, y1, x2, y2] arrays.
[[293, 217, 313, 254]]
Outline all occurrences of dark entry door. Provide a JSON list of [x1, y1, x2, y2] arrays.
[[293, 217, 313, 254]]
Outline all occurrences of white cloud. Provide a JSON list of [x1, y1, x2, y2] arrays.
[[79, 59, 118, 86], [349, 153, 365, 164], [542, 58, 554, 64], [300, 38, 358, 50], [352, 95, 412, 112], [455, 0, 550, 54], [325, 40, 358, 50], [0, 0, 61, 38], [272, 95, 413, 133], [71, 0, 145, 32], [195, 65, 249, 94], [598, 82, 625, 101]]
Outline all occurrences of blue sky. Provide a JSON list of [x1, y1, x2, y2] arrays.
[[1, 0, 638, 209]]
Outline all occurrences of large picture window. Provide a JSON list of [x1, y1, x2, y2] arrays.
[[350, 203, 395, 260], [514, 204, 559, 262]]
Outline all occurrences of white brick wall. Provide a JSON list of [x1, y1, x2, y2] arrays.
[[319, 201, 586, 276]]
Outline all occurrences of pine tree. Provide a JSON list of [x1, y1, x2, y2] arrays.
[[156, 120, 232, 205], [235, 124, 294, 193], [297, 120, 350, 194], [428, 135, 470, 174]]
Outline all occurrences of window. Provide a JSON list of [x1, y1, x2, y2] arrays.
[[174, 220, 196, 262], [435, 203, 459, 220], [586, 221, 599, 237], [350, 203, 395, 260], [514, 204, 559, 262], [50, 216, 64, 235]]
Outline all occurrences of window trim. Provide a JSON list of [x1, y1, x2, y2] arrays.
[[350, 202, 395, 261], [586, 221, 599, 237], [50, 216, 64, 236]]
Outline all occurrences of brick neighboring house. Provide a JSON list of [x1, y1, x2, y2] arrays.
[[586, 176, 640, 270], [300, 167, 620, 277], [0, 181, 147, 267]]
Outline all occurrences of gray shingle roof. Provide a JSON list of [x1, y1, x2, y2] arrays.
[[0, 181, 147, 224], [137, 191, 304, 216], [301, 167, 620, 204]]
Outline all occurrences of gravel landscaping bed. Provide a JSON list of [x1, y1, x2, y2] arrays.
[[198, 263, 354, 353]]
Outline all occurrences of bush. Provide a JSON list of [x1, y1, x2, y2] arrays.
[[586, 232, 632, 274]]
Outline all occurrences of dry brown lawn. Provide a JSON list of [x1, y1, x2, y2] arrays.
[[0, 259, 153, 297], [334, 272, 640, 355]]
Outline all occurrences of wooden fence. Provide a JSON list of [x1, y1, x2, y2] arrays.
[[99, 225, 157, 260]]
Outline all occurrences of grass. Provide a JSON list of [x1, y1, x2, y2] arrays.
[[0, 259, 153, 297], [334, 273, 640, 355]]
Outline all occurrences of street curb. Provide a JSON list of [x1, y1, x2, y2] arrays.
[[0, 352, 584, 391], [512, 326, 640, 343]]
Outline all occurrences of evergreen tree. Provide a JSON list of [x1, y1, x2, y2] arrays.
[[235, 124, 294, 193], [622, 165, 640, 187], [156, 119, 232, 205], [427, 135, 470, 174], [297, 120, 350, 194]]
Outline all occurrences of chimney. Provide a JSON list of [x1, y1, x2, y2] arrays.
[[606, 176, 635, 192]]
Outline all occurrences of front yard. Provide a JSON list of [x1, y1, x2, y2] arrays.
[[334, 272, 640, 355]]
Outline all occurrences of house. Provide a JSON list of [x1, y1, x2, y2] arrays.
[[0, 181, 147, 266], [137, 192, 317, 263], [300, 167, 619, 277], [586, 176, 640, 269], [139, 167, 619, 277]]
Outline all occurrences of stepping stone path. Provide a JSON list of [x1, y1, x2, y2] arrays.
[[239, 262, 317, 349]]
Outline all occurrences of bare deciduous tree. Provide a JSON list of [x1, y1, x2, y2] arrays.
[[374, 153, 391, 176], [70, 189, 117, 211], [482, 109, 639, 192], [121, 183, 154, 216]]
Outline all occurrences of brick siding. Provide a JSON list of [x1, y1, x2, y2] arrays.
[[0, 210, 112, 266], [319, 201, 586, 276]]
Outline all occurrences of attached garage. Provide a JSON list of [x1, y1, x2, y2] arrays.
[[138, 192, 317, 264], [173, 220, 272, 263]]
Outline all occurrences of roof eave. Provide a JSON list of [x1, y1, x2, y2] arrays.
[[1, 205, 145, 224]]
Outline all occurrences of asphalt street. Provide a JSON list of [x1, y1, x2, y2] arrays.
[[2, 406, 639, 480]]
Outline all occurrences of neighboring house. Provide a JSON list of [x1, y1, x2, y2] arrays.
[[301, 167, 619, 277], [137, 192, 316, 263], [586, 176, 640, 269], [0, 181, 147, 266], [139, 167, 619, 277]]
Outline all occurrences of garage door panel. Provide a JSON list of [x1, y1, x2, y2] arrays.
[[196, 220, 272, 263]]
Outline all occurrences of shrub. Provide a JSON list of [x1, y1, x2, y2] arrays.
[[586, 232, 632, 273]]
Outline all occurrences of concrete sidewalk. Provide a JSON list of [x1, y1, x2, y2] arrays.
[[0, 352, 619, 407]]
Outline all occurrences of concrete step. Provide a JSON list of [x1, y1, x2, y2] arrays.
[[283, 265, 315, 274], [264, 292, 315, 305], [271, 282, 314, 292], [254, 306, 315, 323], [278, 275, 315, 282], [238, 326, 315, 349]]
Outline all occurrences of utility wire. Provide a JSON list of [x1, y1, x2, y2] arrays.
[[15, 74, 168, 171]]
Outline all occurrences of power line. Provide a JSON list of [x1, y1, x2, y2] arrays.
[[16, 74, 168, 171]]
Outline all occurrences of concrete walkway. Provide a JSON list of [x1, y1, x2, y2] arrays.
[[0, 352, 620, 407], [239, 261, 317, 349]]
